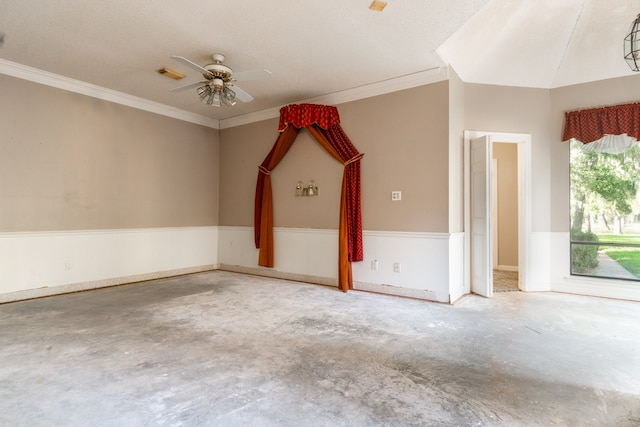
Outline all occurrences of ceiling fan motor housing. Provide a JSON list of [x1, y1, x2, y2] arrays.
[[203, 55, 233, 83], [212, 78, 224, 89]]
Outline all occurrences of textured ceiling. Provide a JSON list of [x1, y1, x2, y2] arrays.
[[438, 0, 640, 88], [1, 0, 639, 122]]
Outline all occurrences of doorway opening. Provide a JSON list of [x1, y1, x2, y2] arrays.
[[492, 143, 519, 292], [464, 131, 532, 298]]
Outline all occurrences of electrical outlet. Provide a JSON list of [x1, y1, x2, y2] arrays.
[[371, 260, 379, 271], [391, 191, 402, 201], [393, 262, 401, 273], [65, 261, 73, 271]]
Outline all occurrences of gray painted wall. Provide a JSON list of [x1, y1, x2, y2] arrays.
[[0, 74, 220, 232]]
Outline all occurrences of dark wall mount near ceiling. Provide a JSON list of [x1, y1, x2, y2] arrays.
[[624, 13, 640, 72]]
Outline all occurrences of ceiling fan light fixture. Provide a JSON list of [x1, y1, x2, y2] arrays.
[[197, 83, 236, 107], [170, 53, 270, 106], [206, 91, 217, 106], [197, 85, 211, 101], [223, 87, 237, 106], [624, 13, 640, 72]]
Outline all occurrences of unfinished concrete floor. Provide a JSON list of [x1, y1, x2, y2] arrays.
[[1, 271, 639, 426]]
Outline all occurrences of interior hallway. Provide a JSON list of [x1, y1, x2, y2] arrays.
[[493, 270, 519, 292], [1, 271, 639, 426]]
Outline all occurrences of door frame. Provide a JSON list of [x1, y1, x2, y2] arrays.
[[464, 130, 532, 295], [492, 158, 499, 270]]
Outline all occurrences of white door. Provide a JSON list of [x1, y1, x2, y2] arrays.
[[471, 135, 493, 297], [492, 158, 499, 270]]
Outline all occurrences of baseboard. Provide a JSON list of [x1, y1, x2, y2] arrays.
[[353, 281, 447, 302], [219, 265, 451, 302], [217, 265, 449, 302], [218, 264, 337, 288], [219, 226, 458, 303], [552, 277, 640, 302], [497, 265, 519, 272], [0, 264, 217, 304]]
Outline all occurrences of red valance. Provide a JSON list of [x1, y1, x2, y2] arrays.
[[562, 102, 640, 143], [278, 103, 341, 132]]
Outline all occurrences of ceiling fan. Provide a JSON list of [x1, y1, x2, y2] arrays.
[[170, 53, 272, 107]]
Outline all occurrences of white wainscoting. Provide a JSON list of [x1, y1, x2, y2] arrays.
[[448, 232, 466, 303], [351, 231, 456, 303], [217, 226, 338, 286], [527, 231, 552, 292], [0, 226, 218, 303], [550, 232, 640, 301], [218, 226, 459, 303]]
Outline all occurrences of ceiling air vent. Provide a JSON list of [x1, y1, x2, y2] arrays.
[[369, 1, 387, 12], [156, 67, 185, 80]]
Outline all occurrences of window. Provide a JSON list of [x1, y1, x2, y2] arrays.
[[570, 139, 640, 281]]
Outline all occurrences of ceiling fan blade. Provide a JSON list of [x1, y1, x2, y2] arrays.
[[170, 81, 207, 93], [170, 55, 211, 76], [232, 84, 254, 103], [233, 69, 272, 81]]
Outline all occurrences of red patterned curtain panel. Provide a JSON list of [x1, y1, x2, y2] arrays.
[[254, 104, 364, 292], [562, 102, 640, 143]]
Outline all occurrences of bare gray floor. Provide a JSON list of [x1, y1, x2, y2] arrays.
[[1, 271, 639, 427]]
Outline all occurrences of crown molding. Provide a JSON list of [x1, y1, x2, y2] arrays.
[[0, 59, 220, 129], [0, 58, 447, 131], [219, 66, 448, 129]]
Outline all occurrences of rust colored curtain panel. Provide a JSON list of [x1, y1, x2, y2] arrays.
[[563, 102, 640, 143], [321, 124, 364, 263], [254, 125, 300, 267], [254, 104, 363, 292], [307, 125, 364, 291], [307, 124, 364, 262]]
